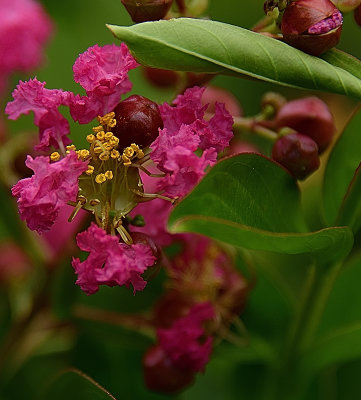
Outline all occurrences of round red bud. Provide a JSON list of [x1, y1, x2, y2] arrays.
[[121, 0, 173, 23], [112, 94, 163, 150], [355, 3, 361, 24], [143, 345, 195, 394], [142, 66, 180, 88], [275, 96, 335, 153], [272, 133, 320, 180], [281, 0, 343, 56]]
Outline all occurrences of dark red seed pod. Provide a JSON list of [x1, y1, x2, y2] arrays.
[[143, 345, 195, 394], [112, 94, 163, 150], [281, 0, 343, 56], [272, 133, 320, 180], [121, 0, 173, 23], [275, 96, 335, 153]]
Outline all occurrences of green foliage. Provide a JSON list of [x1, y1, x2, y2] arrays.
[[169, 154, 353, 263], [108, 18, 361, 99]]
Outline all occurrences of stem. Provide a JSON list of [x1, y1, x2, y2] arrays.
[[266, 260, 344, 399], [233, 116, 279, 142]]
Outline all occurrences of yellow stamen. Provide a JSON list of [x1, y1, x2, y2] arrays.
[[136, 149, 144, 159], [99, 152, 110, 161], [85, 165, 94, 175], [104, 132, 113, 140], [92, 125, 104, 133], [105, 170, 113, 180], [86, 134, 96, 143], [111, 149, 120, 159], [122, 154, 131, 166], [50, 152, 60, 162], [66, 144, 76, 152], [96, 131, 105, 141], [123, 147, 134, 158], [95, 173, 106, 184], [104, 143, 113, 151], [109, 136, 119, 147], [94, 146, 103, 154], [78, 149, 90, 160], [97, 112, 115, 126]]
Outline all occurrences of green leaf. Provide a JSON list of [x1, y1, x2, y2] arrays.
[[168, 154, 353, 263], [40, 369, 118, 400], [336, 164, 361, 233], [321, 48, 361, 81], [323, 106, 361, 227], [108, 18, 361, 99]]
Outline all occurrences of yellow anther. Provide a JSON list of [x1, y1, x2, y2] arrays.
[[95, 173, 106, 184], [104, 143, 113, 151], [66, 144, 76, 151], [105, 170, 113, 180], [85, 165, 94, 175], [122, 154, 131, 166], [123, 147, 134, 158], [104, 132, 113, 140], [111, 149, 120, 159], [78, 149, 90, 160], [108, 118, 116, 128], [50, 152, 60, 162], [92, 125, 104, 133], [109, 136, 119, 147], [96, 131, 105, 141], [99, 151, 110, 161], [136, 149, 144, 159], [94, 146, 103, 154], [86, 134, 96, 143], [130, 143, 139, 151], [97, 112, 115, 126], [89, 199, 100, 206]]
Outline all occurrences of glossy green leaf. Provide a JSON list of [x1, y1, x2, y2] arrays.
[[40, 369, 118, 400], [323, 106, 361, 227], [108, 18, 361, 99], [168, 154, 353, 263], [321, 48, 361, 81]]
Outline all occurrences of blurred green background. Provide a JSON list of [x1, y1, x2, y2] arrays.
[[2, 1, 361, 399]]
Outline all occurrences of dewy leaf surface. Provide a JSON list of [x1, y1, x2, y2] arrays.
[[108, 18, 361, 98], [323, 106, 361, 226], [168, 154, 353, 263]]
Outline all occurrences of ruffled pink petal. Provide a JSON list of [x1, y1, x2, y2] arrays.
[[72, 43, 138, 115], [157, 302, 214, 372], [72, 223, 156, 295], [159, 86, 207, 133], [11, 152, 88, 233]]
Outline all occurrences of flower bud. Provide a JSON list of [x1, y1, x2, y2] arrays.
[[112, 94, 163, 150], [121, 0, 173, 23], [281, 0, 343, 56], [272, 133, 320, 180], [142, 66, 180, 88], [354, 3, 361, 24], [275, 96, 335, 152], [143, 345, 195, 394], [331, 0, 361, 12]]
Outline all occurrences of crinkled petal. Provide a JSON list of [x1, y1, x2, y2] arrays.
[[72, 223, 156, 295], [11, 152, 88, 233]]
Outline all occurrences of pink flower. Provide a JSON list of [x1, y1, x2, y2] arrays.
[[11, 152, 88, 233], [157, 302, 215, 372], [5, 78, 71, 151], [72, 223, 156, 295], [150, 124, 217, 197], [159, 86, 234, 152], [0, 0, 53, 94], [70, 44, 138, 122]]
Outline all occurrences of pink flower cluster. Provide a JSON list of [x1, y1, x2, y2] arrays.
[[0, 0, 52, 95], [7, 42, 234, 297]]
